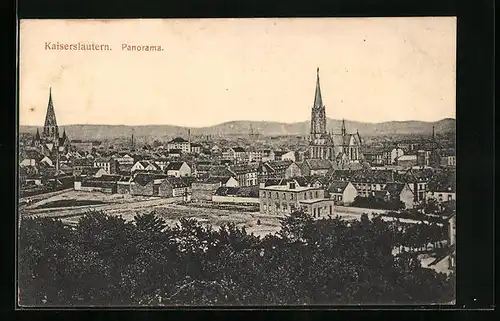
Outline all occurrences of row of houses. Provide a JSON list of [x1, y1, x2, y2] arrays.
[[75, 172, 193, 199], [362, 145, 456, 168], [257, 169, 455, 216], [221, 147, 300, 163]]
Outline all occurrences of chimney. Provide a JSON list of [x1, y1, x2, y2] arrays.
[[289, 181, 296, 189]]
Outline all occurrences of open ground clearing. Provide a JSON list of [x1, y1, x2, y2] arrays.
[[20, 190, 442, 239]]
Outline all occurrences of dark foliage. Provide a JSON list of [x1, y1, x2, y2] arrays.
[[18, 210, 454, 306], [352, 195, 405, 211]]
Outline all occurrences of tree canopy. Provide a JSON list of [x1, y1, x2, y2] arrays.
[[18, 210, 454, 306]]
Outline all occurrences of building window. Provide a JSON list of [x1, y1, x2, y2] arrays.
[[329, 205, 332, 215], [310, 192, 313, 199], [283, 204, 288, 212], [283, 193, 286, 199], [313, 208, 316, 217], [268, 192, 271, 198], [263, 204, 267, 211], [339, 195, 343, 201], [290, 193, 294, 200], [275, 202, 280, 210], [262, 192, 266, 198], [448, 194, 453, 201]]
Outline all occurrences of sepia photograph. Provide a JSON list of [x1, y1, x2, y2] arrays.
[[18, 17, 456, 307]]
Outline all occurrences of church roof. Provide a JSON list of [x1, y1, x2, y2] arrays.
[[166, 161, 187, 171], [169, 137, 188, 143], [427, 171, 455, 193], [327, 180, 350, 193], [304, 159, 333, 170], [384, 182, 407, 197], [232, 147, 246, 153], [262, 160, 293, 172], [132, 173, 168, 186]]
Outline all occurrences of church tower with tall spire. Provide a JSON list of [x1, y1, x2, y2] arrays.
[[309, 68, 335, 160], [33, 87, 71, 154], [307, 68, 363, 164], [42, 87, 59, 140], [310, 68, 327, 136]]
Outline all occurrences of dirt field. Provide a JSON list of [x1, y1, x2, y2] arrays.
[[19, 190, 434, 238], [19, 190, 282, 238]]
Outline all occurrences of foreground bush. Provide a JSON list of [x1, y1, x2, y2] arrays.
[[18, 210, 454, 306]]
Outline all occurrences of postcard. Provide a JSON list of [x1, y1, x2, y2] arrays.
[[18, 17, 456, 307]]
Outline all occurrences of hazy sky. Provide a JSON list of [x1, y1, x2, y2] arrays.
[[20, 18, 456, 127]]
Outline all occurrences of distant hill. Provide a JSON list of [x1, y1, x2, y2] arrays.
[[19, 118, 456, 140]]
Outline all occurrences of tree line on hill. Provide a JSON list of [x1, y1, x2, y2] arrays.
[[18, 210, 454, 306]]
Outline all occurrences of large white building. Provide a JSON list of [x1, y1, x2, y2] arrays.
[[167, 137, 191, 153], [259, 181, 334, 217]]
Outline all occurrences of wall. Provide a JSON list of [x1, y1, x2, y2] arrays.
[[390, 148, 404, 164], [78, 186, 113, 193], [343, 183, 358, 205], [158, 181, 174, 197], [212, 196, 259, 204], [302, 200, 335, 218], [398, 159, 418, 168], [400, 185, 415, 209], [449, 215, 456, 246], [172, 187, 191, 198], [259, 187, 325, 215], [310, 169, 329, 176], [192, 183, 220, 201], [428, 191, 456, 202], [285, 163, 302, 179], [130, 182, 154, 196], [117, 183, 130, 194], [225, 177, 239, 187], [281, 152, 296, 162]]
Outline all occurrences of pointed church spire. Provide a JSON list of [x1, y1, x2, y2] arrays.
[[313, 67, 323, 109], [432, 126, 435, 141], [310, 67, 327, 136], [43, 87, 59, 139], [35, 128, 40, 140], [341, 119, 347, 136]]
